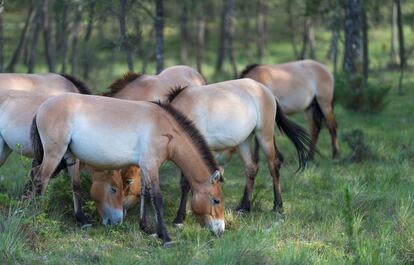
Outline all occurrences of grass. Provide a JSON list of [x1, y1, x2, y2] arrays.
[[0, 21, 414, 264]]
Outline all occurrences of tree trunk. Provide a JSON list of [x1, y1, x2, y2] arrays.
[[195, 9, 205, 75], [395, 0, 405, 94], [343, 0, 363, 88], [155, 0, 164, 74], [299, 18, 316, 60], [362, 2, 368, 80], [389, 1, 399, 66], [59, 2, 69, 74], [328, 0, 340, 75], [119, 0, 134, 71], [256, 0, 267, 61], [70, 5, 82, 75], [7, 5, 35, 72], [27, 5, 42, 73], [82, 0, 96, 79], [0, 2, 4, 72], [42, 0, 55, 72], [215, 0, 236, 74], [286, 0, 299, 58], [179, 1, 189, 64]]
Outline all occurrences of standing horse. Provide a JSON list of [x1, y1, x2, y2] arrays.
[[0, 73, 91, 95], [30, 94, 225, 245], [0, 76, 125, 225], [93, 65, 206, 217], [240, 60, 339, 159], [166, 78, 311, 225]]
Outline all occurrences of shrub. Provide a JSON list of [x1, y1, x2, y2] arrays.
[[335, 73, 391, 112]]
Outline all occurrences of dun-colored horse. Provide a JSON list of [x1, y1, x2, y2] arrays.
[[240, 60, 339, 159], [30, 94, 224, 245], [166, 78, 311, 225], [0, 73, 91, 95], [104, 65, 206, 100], [93, 65, 206, 219]]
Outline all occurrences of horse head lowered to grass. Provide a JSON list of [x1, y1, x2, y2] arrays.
[[30, 94, 224, 245]]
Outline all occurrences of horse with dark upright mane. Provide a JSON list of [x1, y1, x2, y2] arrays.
[[30, 94, 224, 246], [89, 65, 206, 218], [164, 79, 311, 224], [240, 59, 339, 159]]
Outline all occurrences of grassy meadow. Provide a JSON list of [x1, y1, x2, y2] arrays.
[[0, 22, 414, 264]]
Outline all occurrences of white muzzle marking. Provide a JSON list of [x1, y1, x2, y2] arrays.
[[209, 219, 225, 236]]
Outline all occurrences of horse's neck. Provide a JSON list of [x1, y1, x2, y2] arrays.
[[170, 136, 211, 192]]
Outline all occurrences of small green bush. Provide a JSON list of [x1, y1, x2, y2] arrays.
[[335, 73, 391, 112]]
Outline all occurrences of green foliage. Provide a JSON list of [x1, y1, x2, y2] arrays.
[[335, 73, 391, 112]]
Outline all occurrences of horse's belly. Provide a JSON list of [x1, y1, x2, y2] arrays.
[[69, 133, 138, 169], [0, 123, 32, 156]]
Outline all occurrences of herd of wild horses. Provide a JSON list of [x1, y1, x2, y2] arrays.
[[0, 59, 338, 246]]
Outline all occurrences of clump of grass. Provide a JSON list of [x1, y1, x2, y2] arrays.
[[0, 203, 28, 262], [392, 198, 414, 263], [342, 187, 361, 264]]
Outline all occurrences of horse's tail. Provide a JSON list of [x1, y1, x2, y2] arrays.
[[60, 74, 92, 94], [30, 116, 67, 176], [239, 64, 260, 78], [275, 103, 312, 171]]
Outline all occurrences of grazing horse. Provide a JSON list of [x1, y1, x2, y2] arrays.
[[88, 165, 141, 224], [30, 94, 225, 245], [240, 60, 339, 159], [94, 65, 206, 217], [104, 65, 206, 100], [0, 73, 91, 95], [166, 78, 311, 225]]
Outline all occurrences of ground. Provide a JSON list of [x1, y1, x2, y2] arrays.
[[0, 26, 414, 264]]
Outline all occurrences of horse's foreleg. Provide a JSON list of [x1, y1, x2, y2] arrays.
[[141, 168, 172, 246], [173, 172, 190, 226], [237, 140, 258, 213], [0, 139, 11, 166], [139, 186, 152, 234], [67, 158, 90, 228]]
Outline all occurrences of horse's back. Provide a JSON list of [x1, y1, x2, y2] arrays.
[[36, 94, 172, 168], [0, 73, 78, 95], [245, 60, 332, 113], [172, 79, 273, 149], [159, 65, 206, 87]]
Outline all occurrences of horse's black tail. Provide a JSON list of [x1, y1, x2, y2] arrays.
[[30, 116, 67, 177], [60, 74, 92, 95], [275, 103, 312, 171]]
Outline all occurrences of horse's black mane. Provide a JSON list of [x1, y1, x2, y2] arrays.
[[104, 71, 142, 96], [239, 64, 260, 78], [60, 74, 92, 94], [151, 101, 219, 174], [165, 85, 187, 103]]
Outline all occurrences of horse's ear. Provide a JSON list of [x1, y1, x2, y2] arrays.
[[210, 170, 223, 183]]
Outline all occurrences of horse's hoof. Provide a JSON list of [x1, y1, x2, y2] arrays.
[[163, 241, 175, 248], [81, 223, 92, 230], [236, 206, 250, 214], [272, 206, 284, 214], [172, 222, 184, 228]]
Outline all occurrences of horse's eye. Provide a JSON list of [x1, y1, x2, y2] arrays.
[[125, 179, 134, 185], [211, 198, 220, 205], [110, 186, 117, 194]]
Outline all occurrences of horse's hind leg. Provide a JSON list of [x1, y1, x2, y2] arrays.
[[236, 139, 259, 213], [0, 138, 11, 166], [305, 105, 322, 160], [316, 98, 340, 159], [33, 156, 64, 195], [173, 172, 190, 226], [66, 157, 90, 227]]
